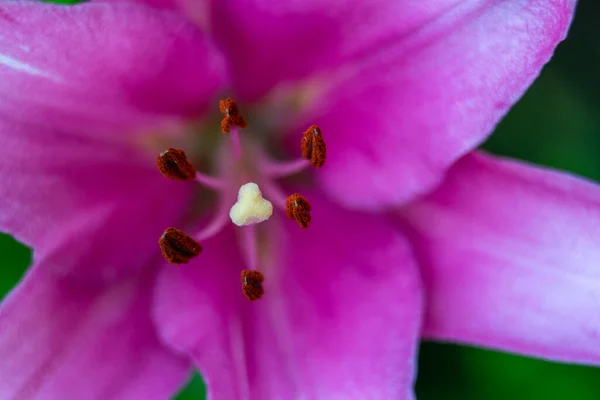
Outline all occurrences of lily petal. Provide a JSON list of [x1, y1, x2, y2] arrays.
[[211, 0, 468, 100], [99, 0, 211, 29], [311, 0, 575, 209], [98, 0, 180, 9], [0, 263, 190, 400], [0, 122, 193, 282], [0, 1, 226, 135], [154, 192, 423, 399], [401, 151, 600, 365]]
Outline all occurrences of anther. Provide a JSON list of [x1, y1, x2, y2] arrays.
[[159, 227, 202, 264], [241, 270, 264, 301], [156, 148, 196, 181], [301, 125, 326, 168], [219, 97, 247, 133], [286, 193, 311, 228]]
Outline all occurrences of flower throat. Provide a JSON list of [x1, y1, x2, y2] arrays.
[[155, 98, 327, 301]]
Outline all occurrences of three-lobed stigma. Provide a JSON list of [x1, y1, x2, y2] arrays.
[[229, 182, 274, 226]]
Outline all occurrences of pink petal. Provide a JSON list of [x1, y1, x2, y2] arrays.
[[99, 0, 180, 9], [0, 1, 226, 135], [99, 0, 211, 29], [311, 0, 574, 209], [153, 192, 423, 399], [400, 151, 600, 364], [0, 263, 190, 399], [212, 0, 469, 100], [0, 123, 193, 282]]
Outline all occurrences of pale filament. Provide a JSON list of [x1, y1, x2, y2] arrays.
[[260, 158, 310, 179], [195, 171, 225, 190], [239, 224, 259, 270], [230, 126, 242, 160], [194, 193, 233, 242], [260, 180, 290, 213]]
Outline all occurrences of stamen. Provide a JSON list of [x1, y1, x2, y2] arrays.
[[157, 148, 196, 181], [241, 270, 264, 301], [285, 193, 311, 228], [301, 125, 326, 168], [219, 97, 247, 133], [159, 227, 202, 264]]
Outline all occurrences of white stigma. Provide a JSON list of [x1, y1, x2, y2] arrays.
[[229, 182, 273, 226]]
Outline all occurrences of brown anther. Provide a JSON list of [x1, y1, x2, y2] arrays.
[[220, 118, 233, 134], [156, 148, 196, 181], [285, 193, 312, 228], [159, 227, 202, 264], [241, 270, 264, 301], [301, 125, 326, 168], [219, 97, 247, 133]]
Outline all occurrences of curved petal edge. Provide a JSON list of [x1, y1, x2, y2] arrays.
[[401, 151, 600, 365]]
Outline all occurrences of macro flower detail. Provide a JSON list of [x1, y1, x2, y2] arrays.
[[151, 96, 327, 299], [0, 1, 586, 400]]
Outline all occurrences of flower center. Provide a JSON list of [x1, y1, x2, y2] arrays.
[[155, 98, 327, 301]]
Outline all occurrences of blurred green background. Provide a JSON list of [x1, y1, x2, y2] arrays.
[[2, 0, 599, 398]]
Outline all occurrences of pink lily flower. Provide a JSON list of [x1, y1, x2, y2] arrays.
[[0, 0, 591, 399]]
